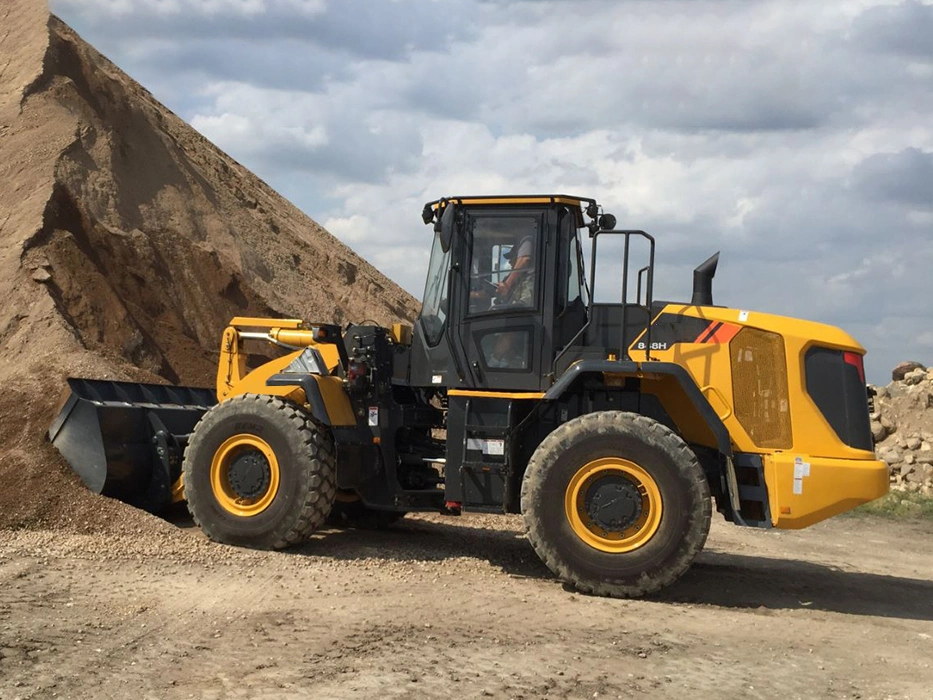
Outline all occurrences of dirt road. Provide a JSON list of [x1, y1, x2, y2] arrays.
[[1, 511, 931, 700]]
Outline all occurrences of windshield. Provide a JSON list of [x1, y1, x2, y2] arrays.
[[420, 230, 451, 346]]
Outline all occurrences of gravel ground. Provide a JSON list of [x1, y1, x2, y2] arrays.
[[1, 511, 931, 700]]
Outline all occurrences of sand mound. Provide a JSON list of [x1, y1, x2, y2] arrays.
[[0, 0, 418, 533]]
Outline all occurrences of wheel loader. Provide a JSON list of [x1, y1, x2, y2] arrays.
[[49, 194, 888, 597]]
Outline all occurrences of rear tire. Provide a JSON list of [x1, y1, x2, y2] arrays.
[[521, 411, 710, 598], [183, 394, 336, 549]]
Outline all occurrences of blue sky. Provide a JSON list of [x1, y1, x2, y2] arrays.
[[49, 0, 933, 384]]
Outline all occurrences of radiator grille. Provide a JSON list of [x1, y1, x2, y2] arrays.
[[730, 328, 792, 449]]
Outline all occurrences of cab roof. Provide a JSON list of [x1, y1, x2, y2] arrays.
[[426, 194, 596, 210]]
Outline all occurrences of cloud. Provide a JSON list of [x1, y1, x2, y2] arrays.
[[851, 148, 933, 209], [53, 0, 472, 59], [48, 0, 933, 382], [854, 0, 933, 58], [188, 80, 423, 183]]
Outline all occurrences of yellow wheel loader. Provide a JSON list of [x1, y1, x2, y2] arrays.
[[49, 195, 888, 597]]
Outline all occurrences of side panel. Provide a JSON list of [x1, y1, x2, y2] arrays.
[[540, 361, 737, 518], [315, 376, 358, 426], [226, 349, 308, 405], [630, 304, 877, 461], [629, 303, 886, 526], [638, 375, 721, 451], [629, 309, 749, 452]]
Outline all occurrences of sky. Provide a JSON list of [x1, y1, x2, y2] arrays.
[[49, 0, 933, 384]]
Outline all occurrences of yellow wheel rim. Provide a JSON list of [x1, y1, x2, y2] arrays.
[[564, 457, 663, 553], [210, 434, 280, 517]]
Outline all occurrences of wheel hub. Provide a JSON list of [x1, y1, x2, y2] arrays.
[[226, 449, 271, 500], [583, 474, 643, 533], [564, 457, 663, 554]]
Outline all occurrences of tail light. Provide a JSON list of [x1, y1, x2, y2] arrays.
[[843, 351, 866, 384]]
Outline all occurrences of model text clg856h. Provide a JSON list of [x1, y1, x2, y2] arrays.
[[50, 194, 888, 597]]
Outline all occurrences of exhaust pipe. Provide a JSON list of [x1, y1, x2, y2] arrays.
[[691, 252, 720, 306]]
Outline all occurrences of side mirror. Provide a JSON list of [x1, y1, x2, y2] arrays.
[[437, 202, 457, 253]]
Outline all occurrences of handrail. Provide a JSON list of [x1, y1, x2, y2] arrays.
[[591, 230, 656, 361], [636, 266, 649, 306], [551, 229, 656, 374], [616, 230, 655, 360]]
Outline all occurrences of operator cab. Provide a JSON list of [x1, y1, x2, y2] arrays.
[[411, 195, 600, 392]]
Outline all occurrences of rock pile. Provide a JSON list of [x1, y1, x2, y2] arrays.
[[871, 362, 933, 495]]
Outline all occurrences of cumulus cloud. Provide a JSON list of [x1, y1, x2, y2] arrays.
[[50, 0, 933, 382]]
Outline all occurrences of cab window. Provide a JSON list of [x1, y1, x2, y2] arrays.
[[420, 230, 451, 346], [468, 216, 539, 315]]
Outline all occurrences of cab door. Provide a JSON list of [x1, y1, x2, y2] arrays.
[[448, 209, 547, 392]]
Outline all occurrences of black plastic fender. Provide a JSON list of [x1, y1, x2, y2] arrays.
[[266, 373, 333, 426]]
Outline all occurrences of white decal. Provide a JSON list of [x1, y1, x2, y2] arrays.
[[368, 407, 379, 427], [739, 310, 749, 322], [793, 456, 811, 495], [636, 341, 669, 351], [466, 438, 505, 456], [485, 439, 505, 456], [432, 374, 443, 384]]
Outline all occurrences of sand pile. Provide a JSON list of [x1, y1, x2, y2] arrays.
[[0, 0, 418, 533]]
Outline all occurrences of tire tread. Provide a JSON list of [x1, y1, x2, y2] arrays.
[[521, 411, 711, 598], [183, 393, 337, 550]]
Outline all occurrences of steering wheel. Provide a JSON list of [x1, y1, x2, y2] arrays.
[[479, 278, 499, 296]]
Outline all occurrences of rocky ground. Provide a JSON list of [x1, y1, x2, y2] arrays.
[[1, 512, 931, 700], [871, 361, 933, 495]]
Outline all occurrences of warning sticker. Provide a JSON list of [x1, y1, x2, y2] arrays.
[[792, 456, 811, 495], [466, 438, 505, 456], [368, 407, 379, 427], [485, 439, 505, 456]]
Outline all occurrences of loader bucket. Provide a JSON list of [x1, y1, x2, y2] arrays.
[[48, 378, 216, 513]]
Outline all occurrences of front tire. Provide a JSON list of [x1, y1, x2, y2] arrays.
[[521, 411, 711, 598], [183, 394, 336, 549]]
